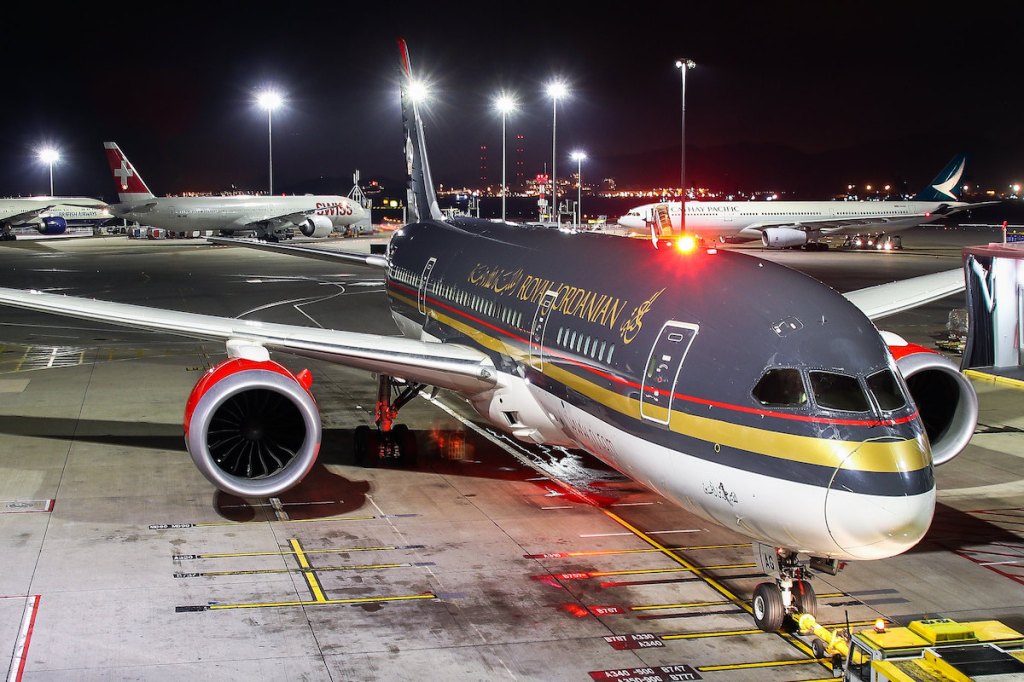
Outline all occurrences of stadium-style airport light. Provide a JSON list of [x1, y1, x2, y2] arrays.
[[571, 150, 586, 227], [37, 147, 59, 196], [494, 93, 517, 222], [675, 58, 696, 196], [256, 89, 284, 195], [408, 80, 430, 104], [546, 80, 569, 224]]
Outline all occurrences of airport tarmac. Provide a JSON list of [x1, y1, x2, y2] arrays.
[[1, 226, 1022, 681]]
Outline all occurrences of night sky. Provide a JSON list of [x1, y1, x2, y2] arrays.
[[3, 2, 1021, 201]]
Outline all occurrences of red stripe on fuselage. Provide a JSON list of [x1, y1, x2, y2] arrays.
[[388, 281, 916, 428]]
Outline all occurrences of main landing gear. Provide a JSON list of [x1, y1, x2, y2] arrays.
[[750, 543, 833, 632], [353, 374, 422, 467]]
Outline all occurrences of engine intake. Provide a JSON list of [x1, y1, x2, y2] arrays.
[[888, 340, 978, 466], [184, 358, 321, 497]]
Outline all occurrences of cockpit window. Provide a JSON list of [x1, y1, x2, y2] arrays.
[[809, 371, 869, 412], [866, 369, 907, 411], [752, 368, 807, 407]]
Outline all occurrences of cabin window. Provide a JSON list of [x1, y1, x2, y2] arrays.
[[752, 368, 807, 407], [866, 369, 907, 411], [809, 371, 869, 412]]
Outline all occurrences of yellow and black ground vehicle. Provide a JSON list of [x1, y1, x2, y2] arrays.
[[798, 614, 1024, 680]]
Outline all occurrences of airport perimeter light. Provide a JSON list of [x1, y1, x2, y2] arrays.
[[256, 89, 284, 194], [546, 80, 569, 224], [37, 147, 59, 196], [571, 151, 586, 227], [675, 58, 696, 195], [494, 93, 517, 222]]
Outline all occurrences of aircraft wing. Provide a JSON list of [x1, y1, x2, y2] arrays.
[[0, 206, 53, 225], [740, 214, 933, 237], [207, 236, 388, 268], [242, 209, 313, 229], [843, 268, 964, 321], [0, 287, 496, 394]]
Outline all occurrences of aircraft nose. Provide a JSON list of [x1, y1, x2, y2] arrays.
[[617, 216, 644, 229], [824, 441, 935, 560]]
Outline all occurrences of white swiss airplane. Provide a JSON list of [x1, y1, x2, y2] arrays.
[[617, 154, 988, 249], [104, 142, 367, 241], [0, 41, 981, 633], [0, 197, 112, 241]]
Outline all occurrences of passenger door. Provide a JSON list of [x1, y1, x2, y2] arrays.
[[640, 321, 699, 424]]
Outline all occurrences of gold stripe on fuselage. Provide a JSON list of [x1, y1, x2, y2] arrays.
[[390, 289, 929, 475]]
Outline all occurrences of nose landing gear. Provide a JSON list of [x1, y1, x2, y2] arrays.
[[751, 543, 823, 632]]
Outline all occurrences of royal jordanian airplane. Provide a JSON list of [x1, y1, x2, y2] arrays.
[[0, 41, 980, 633], [617, 154, 984, 249], [103, 142, 367, 241], [0, 197, 112, 241]]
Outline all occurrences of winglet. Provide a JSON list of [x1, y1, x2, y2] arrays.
[[913, 154, 967, 202], [397, 38, 444, 223], [103, 142, 155, 203]]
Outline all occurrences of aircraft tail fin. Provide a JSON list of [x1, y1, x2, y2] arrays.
[[913, 153, 967, 201], [397, 39, 444, 223], [103, 142, 155, 203]]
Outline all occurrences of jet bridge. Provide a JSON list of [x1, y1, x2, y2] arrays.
[[962, 241, 1024, 381]]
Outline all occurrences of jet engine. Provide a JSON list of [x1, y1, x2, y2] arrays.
[[298, 215, 334, 238], [184, 357, 322, 497], [888, 337, 978, 466], [761, 227, 808, 249], [36, 216, 67, 235]]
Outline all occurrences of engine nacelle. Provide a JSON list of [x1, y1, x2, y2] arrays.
[[887, 335, 978, 466], [299, 214, 334, 238], [184, 358, 321, 497], [36, 216, 67, 235], [761, 227, 808, 248]]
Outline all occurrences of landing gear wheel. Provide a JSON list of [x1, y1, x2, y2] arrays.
[[353, 425, 379, 468], [792, 579, 817, 620], [752, 582, 785, 632], [392, 424, 418, 466]]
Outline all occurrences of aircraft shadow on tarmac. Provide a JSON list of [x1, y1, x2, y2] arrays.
[[6, 414, 1013, 547], [0, 414, 646, 519]]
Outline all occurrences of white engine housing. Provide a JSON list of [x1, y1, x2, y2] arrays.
[[886, 333, 978, 466], [761, 227, 809, 248], [299, 214, 334, 238], [184, 358, 321, 497]]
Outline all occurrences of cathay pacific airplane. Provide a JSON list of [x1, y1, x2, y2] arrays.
[[617, 155, 987, 249], [0, 197, 112, 240], [104, 142, 367, 241], [0, 40, 979, 633]]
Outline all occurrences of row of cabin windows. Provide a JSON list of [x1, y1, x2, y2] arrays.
[[391, 266, 527, 330], [752, 367, 907, 414], [555, 326, 616, 364]]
